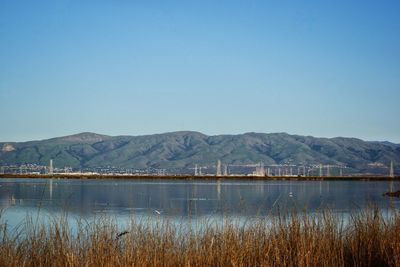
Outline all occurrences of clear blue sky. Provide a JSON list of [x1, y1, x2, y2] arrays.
[[1, 0, 399, 142]]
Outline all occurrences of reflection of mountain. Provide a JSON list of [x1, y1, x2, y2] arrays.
[[1, 132, 399, 174], [0, 180, 396, 217]]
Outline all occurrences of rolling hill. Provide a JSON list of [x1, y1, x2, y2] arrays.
[[1, 132, 399, 174]]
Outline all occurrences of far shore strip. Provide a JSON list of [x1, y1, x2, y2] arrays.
[[0, 173, 399, 181]]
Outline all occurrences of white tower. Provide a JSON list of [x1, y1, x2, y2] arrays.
[[194, 164, 198, 176], [216, 160, 222, 176], [390, 161, 394, 178], [49, 159, 54, 174], [223, 165, 228, 176], [319, 164, 323, 177], [255, 162, 265, 176]]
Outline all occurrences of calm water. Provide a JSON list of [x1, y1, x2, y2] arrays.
[[0, 178, 399, 229]]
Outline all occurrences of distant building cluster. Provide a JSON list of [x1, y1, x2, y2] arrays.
[[190, 160, 349, 177], [191, 160, 397, 177], [0, 159, 396, 177]]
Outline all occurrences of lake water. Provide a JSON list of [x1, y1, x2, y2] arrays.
[[0, 178, 399, 230]]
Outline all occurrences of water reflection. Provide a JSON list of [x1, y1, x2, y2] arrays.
[[0, 178, 399, 227]]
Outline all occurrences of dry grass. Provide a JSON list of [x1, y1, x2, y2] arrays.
[[0, 209, 399, 267]]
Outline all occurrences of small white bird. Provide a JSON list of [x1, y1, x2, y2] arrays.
[[153, 209, 161, 215]]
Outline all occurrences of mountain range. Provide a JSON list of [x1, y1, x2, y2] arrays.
[[1, 132, 399, 174]]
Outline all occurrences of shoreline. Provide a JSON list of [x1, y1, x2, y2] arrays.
[[0, 173, 399, 181]]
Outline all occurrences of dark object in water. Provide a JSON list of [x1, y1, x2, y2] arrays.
[[383, 191, 400, 198]]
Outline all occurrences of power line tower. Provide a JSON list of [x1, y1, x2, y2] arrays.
[[49, 159, 54, 174], [389, 161, 394, 178], [216, 160, 222, 176], [261, 162, 265, 176], [223, 164, 228, 176], [255, 162, 265, 176]]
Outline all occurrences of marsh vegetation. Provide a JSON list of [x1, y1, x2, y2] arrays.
[[0, 208, 399, 266]]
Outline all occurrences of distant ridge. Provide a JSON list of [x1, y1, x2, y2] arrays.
[[0, 131, 399, 174], [48, 132, 110, 143]]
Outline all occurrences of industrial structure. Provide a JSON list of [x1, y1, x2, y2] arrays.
[[1, 159, 397, 177], [390, 161, 394, 178], [49, 159, 53, 174]]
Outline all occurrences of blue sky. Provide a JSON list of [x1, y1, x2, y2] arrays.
[[1, 0, 399, 142]]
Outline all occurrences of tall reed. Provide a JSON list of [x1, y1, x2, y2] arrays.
[[0, 209, 399, 266]]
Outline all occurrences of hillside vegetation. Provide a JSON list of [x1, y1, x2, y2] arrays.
[[1, 132, 399, 173]]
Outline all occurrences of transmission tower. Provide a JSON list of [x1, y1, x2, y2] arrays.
[[390, 161, 395, 178], [49, 159, 54, 174], [216, 160, 222, 176], [223, 165, 228, 176]]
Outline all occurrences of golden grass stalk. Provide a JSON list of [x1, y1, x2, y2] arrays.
[[0, 208, 399, 267]]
